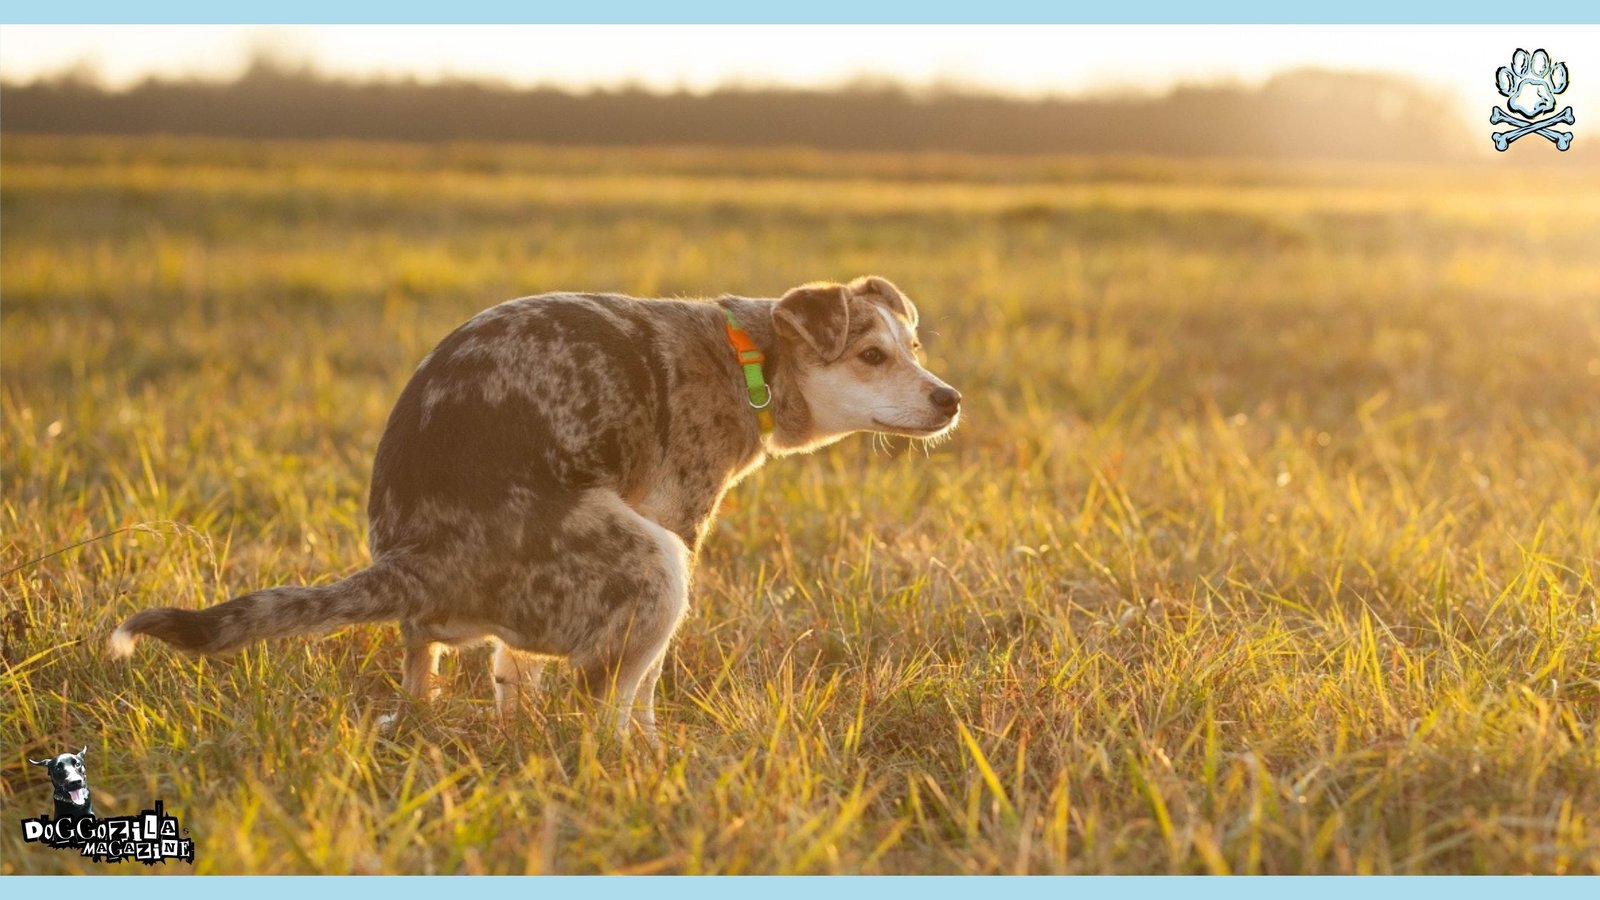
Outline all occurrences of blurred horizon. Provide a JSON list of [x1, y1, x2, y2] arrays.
[[0, 59, 1480, 164], [3, 26, 1595, 113], [2, 25, 1594, 164]]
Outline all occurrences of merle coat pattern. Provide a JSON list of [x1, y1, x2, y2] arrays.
[[112, 276, 960, 735]]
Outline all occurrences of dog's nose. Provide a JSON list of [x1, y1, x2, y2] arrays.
[[930, 386, 961, 416]]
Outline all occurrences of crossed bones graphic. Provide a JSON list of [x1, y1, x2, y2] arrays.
[[1490, 105, 1575, 151]]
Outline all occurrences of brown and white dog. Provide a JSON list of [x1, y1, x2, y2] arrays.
[[111, 276, 959, 736]]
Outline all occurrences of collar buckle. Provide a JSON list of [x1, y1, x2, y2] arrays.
[[722, 309, 775, 433]]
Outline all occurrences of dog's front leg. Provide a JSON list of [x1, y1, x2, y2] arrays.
[[633, 484, 728, 561], [491, 640, 544, 716]]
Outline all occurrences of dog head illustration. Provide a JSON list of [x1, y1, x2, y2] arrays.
[[30, 747, 94, 817]]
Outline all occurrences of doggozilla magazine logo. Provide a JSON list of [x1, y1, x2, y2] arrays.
[[20, 747, 195, 865]]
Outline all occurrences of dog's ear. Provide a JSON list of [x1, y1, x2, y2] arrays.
[[774, 282, 852, 361], [848, 275, 918, 328]]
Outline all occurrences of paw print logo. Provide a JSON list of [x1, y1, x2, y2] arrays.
[[1498, 48, 1567, 117], [1491, 48, 1574, 151]]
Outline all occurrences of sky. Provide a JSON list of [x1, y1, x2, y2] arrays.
[[2, 24, 1596, 125]]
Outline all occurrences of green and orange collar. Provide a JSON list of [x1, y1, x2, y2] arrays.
[[721, 308, 774, 435]]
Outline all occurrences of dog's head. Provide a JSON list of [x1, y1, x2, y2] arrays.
[[773, 276, 960, 450], [30, 747, 91, 808]]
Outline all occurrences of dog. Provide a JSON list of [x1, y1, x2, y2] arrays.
[[111, 276, 959, 736], [30, 747, 95, 818]]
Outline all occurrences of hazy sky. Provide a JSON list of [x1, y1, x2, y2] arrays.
[[3, 24, 1595, 124]]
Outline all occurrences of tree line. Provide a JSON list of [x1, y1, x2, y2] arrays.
[[2, 61, 1471, 162]]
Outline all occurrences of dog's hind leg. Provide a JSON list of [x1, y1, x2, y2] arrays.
[[399, 621, 442, 700], [565, 493, 690, 739], [630, 651, 668, 738], [574, 614, 679, 740], [491, 640, 544, 715], [377, 622, 443, 731]]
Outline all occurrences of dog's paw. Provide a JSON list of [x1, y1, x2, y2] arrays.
[[1498, 48, 1569, 117]]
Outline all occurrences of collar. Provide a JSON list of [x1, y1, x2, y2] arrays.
[[721, 308, 774, 435]]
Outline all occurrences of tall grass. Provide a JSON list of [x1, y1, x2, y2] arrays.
[[2, 136, 1597, 873]]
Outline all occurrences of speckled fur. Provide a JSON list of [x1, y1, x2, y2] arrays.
[[111, 277, 960, 736]]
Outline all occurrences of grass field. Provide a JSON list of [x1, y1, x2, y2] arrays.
[[2, 135, 1598, 874]]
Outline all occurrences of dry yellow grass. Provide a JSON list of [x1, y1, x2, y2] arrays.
[[2, 136, 1597, 873]]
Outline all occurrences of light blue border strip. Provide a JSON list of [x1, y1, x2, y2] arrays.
[[2, 2, 1599, 24]]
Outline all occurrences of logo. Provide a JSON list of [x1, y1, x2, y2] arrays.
[[21, 747, 194, 865], [1492, 48, 1574, 151]]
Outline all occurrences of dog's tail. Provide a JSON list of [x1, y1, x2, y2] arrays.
[[110, 562, 424, 657]]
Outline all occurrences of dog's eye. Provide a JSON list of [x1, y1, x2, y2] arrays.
[[858, 347, 886, 365]]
